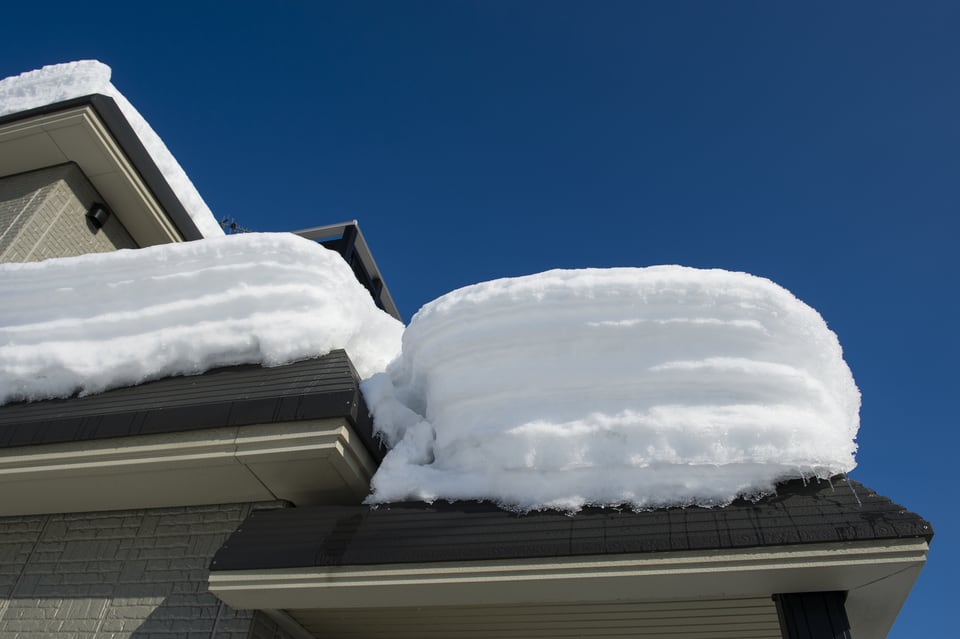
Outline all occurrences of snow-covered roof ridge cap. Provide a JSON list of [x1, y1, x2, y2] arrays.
[[0, 60, 224, 239], [0, 60, 112, 112]]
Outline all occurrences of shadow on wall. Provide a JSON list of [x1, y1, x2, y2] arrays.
[[0, 502, 292, 638]]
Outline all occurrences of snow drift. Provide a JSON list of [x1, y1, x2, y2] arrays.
[[0, 233, 403, 404], [365, 266, 860, 511], [0, 64, 860, 512], [0, 60, 223, 238]]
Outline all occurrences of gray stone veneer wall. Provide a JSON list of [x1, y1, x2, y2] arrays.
[[0, 502, 296, 639], [0, 163, 137, 263]]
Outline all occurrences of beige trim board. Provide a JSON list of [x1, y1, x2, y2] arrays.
[[0, 419, 376, 515], [289, 597, 784, 639], [0, 105, 183, 246], [209, 538, 928, 639]]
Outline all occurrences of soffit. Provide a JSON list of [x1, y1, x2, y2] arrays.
[[290, 597, 783, 639], [0, 97, 196, 245]]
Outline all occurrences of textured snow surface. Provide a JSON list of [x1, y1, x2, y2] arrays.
[[0, 61, 224, 238], [365, 266, 860, 511], [0, 233, 403, 405]]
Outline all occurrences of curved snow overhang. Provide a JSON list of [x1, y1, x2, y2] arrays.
[[208, 478, 932, 638], [0, 351, 383, 515], [0, 94, 204, 245]]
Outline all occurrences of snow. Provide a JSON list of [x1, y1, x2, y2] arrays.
[[0, 63, 861, 512], [364, 266, 860, 512], [0, 61, 224, 238], [0, 233, 403, 404]]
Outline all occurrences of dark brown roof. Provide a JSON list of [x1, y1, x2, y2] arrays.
[[0, 350, 384, 460], [210, 476, 933, 571]]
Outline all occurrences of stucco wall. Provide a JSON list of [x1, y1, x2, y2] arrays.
[[0, 163, 137, 263], [0, 502, 294, 639]]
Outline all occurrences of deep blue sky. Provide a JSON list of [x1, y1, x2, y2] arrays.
[[2, 2, 956, 635]]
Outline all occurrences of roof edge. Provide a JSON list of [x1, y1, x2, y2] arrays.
[[0, 93, 204, 241]]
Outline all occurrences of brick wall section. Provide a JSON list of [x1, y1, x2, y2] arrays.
[[0, 163, 137, 263], [0, 502, 298, 639]]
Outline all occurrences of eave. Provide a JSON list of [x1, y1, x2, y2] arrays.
[[207, 477, 932, 638], [209, 539, 927, 638], [0, 94, 204, 244], [0, 351, 381, 515]]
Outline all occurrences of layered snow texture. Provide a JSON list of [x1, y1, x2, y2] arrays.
[[0, 64, 861, 511], [0, 61, 224, 238], [365, 266, 860, 512], [0, 233, 403, 405]]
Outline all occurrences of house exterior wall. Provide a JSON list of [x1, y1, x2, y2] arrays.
[[0, 164, 137, 263], [0, 501, 296, 639]]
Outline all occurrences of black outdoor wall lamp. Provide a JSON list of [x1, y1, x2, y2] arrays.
[[86, 203, 111, 229]]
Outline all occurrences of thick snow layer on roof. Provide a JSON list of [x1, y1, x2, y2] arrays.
[[0, 61, 224, 238], [0, 233, 403, 405], [364, 266, 860, 512]]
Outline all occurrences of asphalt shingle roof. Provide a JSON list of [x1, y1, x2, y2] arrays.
[[0, 350, 383, 459], [210, 476, 933, 570]]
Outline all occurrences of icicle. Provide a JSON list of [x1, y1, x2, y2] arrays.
[[842, 472, 862, 507]]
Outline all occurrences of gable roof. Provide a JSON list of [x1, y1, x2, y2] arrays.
[[0, 94, 205, 243]]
